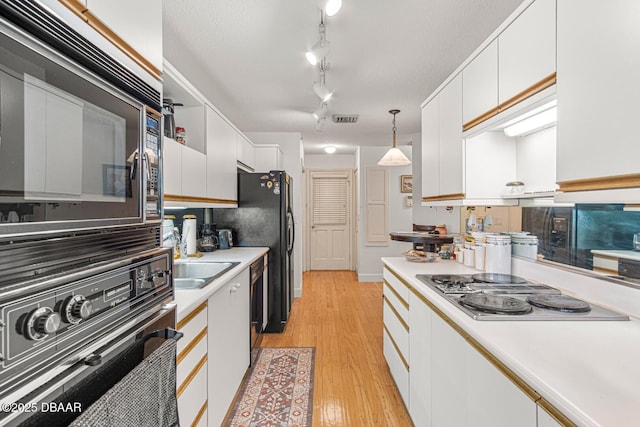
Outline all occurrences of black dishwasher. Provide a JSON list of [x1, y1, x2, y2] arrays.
[[250, 257, 264, 353]]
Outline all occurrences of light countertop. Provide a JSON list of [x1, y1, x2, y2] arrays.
[[382, 256, 640, 427], [591, 249, 640, 262], [172, 247, 268, 320]]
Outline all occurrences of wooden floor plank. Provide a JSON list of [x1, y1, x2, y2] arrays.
[[261, 271, 413, 427]]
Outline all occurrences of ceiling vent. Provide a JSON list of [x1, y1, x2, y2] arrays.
[[332, 114, 359, 123]]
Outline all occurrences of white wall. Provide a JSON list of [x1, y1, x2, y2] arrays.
[[304, 154, 356, 169], [246, 132, 304, 298], [411, 132, 463, 233], [357, 146, 413, 282]]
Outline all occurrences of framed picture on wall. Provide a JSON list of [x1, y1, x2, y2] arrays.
[[400, 175, 413, 193]]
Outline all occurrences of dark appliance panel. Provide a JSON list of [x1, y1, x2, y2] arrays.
[[213, 171, 294, 333], [0, 5, 161, 238], [521, 207, 575, 265]]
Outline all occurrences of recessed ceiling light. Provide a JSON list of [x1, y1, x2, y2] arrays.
[[324, 145, 337, 154], [325, 0, 342, 16]]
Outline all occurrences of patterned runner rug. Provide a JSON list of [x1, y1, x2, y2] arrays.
[[225, 347, 315, 427]]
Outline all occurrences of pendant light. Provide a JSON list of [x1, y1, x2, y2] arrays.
[[378, 109, 411, 166]]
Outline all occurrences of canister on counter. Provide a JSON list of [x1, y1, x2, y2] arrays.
[[176, 127, 187, 145]]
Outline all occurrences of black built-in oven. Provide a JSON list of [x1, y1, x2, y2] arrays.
[[0, 1, 163, 238]]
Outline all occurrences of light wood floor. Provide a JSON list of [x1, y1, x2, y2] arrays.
[[261, 270, 413, 427]]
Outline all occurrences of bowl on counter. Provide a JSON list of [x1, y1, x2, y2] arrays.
[[403, 250, 437, 263]]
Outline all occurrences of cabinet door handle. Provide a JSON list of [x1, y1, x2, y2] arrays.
[[230, 283, 241, 293]]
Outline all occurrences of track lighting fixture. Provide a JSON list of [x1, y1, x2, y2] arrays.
[[312, 103, 328, 120], [315, 117, 327, 132], [378, 109, 411, 166], [306, 14, 330, 66], [313, 60, 333, 102]]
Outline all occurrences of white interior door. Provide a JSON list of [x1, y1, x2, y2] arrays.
[[309, 170, 352, 270]]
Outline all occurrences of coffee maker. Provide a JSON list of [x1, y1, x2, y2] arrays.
[[198, 223, 218, 252]]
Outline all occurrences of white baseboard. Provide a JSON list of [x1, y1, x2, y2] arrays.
[[358, 273, 383, 282]]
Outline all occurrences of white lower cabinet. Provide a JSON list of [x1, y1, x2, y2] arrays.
[[207, 267, 250, 426], [176, 302, 208, 427], [382, 269, 410, 406], [408, 292, 432, 427], [384, 265, 540, 427]]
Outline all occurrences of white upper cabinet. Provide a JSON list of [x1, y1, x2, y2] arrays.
[[555, 0, 640, 199], [498, 0, 556, 105], [163, 136, 206, 199], [421, 98, 440, 199], [463, 40, 498, 125], [206, 106, 238, 203], [163, 60, 240, 206], [421, 74, 462, 201], [85, 0, 163, 75], [438, 74, 464, 198], [254, 144, 283, 172], [236, 133, 256, 172], [162, 136, 182, 196]]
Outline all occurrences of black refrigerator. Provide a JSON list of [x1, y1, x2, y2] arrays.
[[213, 171, 294, 333]]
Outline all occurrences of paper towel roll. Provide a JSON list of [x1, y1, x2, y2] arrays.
[[182, 218, 197, 255]]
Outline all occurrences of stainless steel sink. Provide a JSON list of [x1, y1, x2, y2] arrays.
[[174, 278, 207, 289], [173, 261, 240, 289]]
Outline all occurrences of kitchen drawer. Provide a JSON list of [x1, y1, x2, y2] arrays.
[[177, 302, 207, 355], [383, 282, 408, 325], [383, 296, 409, 362], [383, 267, 411, 303], [592, 254, 619, 275], [383, 329, 409, 406], [177, 358, 208, 427], [177, 334, 207, 387]]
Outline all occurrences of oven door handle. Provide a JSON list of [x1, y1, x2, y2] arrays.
[[143, 327, 183, 342], [81, 327, 183, 367], [129, 152, 139, 180]]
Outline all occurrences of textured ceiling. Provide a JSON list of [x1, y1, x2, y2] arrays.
[[162, 0, 524, 155]]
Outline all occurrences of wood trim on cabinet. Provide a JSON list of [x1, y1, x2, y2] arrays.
[[191, 400, 207, 427], [164, 194, 238, 205], [176, 354, 207, 398], [463, 106, 500, 132], [383, 295, 409, 332], [385, 267, 412, 291], [593, 266, 618, 276], [462, 73, 557, 132], [176, 327, 207, 365], [383, 324, 410, 371], [498, 72, 557, 114], [383, 280, 409, 310], [57, 1, 161, 80], [145, 106, 162, 118], [58, 0, 87, 21], [177, 302, 207, 330], [557, 174, 640, 192], [82, 10, 162, 81], [538, 398, 578, 427], [421, 193, 465, 202]]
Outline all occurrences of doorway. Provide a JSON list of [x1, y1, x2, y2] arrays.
[[307, 170, 353, 270]]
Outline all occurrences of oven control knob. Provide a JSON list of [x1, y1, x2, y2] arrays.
[[63, 295, 93, 324], [25, 307, 61, 340]]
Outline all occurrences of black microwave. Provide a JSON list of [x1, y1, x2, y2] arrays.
[[0, 1, 163, 238]]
